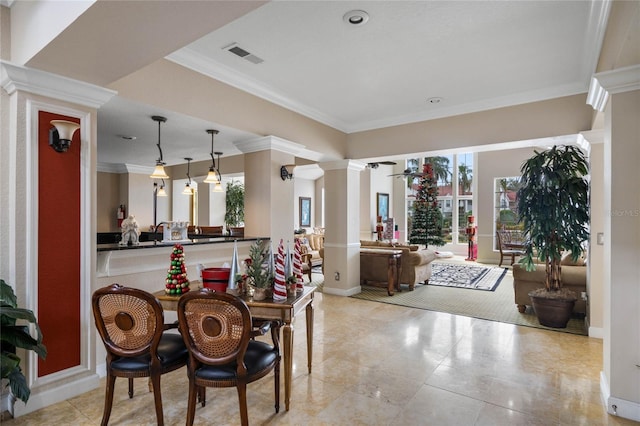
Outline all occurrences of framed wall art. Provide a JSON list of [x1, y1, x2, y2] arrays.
[[299, 197, 311, 227], [377, 192, 389, 221]]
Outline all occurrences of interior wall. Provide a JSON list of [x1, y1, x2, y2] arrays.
[[475, 146, 536, 264], [127, 173, 154, 230], [347, 94, 593, 160], [359, 168, 371, 240], [294, 177, 315, 232], [96, 172, 120, 231], [588, 143, 604, 333], [314, 176, 324, 228]]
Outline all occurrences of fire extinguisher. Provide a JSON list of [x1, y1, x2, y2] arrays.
[[117, 204, 126, 228]]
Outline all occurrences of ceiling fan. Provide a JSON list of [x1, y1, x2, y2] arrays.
[[367, 161, 397, 169], [387, 168, 426, 178]]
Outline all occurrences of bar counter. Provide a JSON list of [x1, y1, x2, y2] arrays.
[[96, 235, 268, 280], [97, 235, 265, 252]]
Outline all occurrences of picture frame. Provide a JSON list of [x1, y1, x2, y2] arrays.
[[377, 192, 389, 221], [299, 197, 311, 227]]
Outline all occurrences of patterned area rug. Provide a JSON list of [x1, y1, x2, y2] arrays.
[[348, 263, 587, 336], [428, 263, 507, 291]]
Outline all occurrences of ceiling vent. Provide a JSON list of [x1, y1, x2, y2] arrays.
[[222, 42, 264, 64]]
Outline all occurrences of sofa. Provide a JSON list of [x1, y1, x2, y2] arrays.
[[359, 241, 437, 290], [512, 253, 587, 314]]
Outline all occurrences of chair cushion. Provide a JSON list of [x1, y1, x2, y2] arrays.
[[111, 332, 188, 372], [194, 341, 278, 381]]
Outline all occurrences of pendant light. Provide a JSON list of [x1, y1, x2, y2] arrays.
[[149, 115, 169, 179], [158, 179, 168, 197], [203, 129, 223, 190], [182, 157, 194, 195]]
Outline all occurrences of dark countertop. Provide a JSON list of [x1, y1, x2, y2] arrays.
[[97, 235, 268, 252]]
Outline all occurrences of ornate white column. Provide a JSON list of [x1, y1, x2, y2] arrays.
[[1, 61, 115, 416]]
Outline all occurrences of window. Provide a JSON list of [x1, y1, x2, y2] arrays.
[[494, 177, 522, 249], [406, 153, 475, 245]]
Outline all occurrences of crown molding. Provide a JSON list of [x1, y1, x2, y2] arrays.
[[0, 61, 116, 109], [587, 64, 640, 112], [97, 163, 155, 174]]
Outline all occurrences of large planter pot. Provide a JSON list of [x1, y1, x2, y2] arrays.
[[529, 291, 576, 328]]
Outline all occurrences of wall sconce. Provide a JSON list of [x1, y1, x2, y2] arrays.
[[49, 120, 80, 153], [280, 164, 295, 180], [149, 115, 169, 179]]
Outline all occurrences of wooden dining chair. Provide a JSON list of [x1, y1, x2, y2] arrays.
[[92, 284, 188, 426], [177, 289, 281, 426], [496, 230, 525, 267]]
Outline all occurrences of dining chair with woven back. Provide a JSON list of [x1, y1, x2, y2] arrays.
[[92, 284, 188, 426], [177, 289, 281, 426]]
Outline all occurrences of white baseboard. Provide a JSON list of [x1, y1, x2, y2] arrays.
[[322, 285, 361, 297], [600, 371, 640, 422], [588, 326, 603, 338], [96, 362, 106, 378], [12, 374, 100, 418]]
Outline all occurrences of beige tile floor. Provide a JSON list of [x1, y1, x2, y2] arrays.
[[5, 288, 639, 426]]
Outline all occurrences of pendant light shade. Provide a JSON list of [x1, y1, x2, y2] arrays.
[[203, 129, 223, 189], [150, 163, 169, 179], [204, 169, 219, 184], [150, 116, 169, 179], [182, 157, 194, 196], [157, 184, 168, 197]]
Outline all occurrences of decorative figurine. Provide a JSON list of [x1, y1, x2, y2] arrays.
[[465, 215, 477, 261], [120, 214, 140, 246]]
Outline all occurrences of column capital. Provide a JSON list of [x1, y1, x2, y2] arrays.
[[587, 64, 640, 112], [0, 61, 116, 108], [233, 135, 305, 156]]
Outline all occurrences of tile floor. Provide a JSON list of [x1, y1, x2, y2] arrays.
[[5, 289, 639, 425]]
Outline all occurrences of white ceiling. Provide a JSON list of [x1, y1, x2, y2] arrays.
[[96, 1, 608, 170]]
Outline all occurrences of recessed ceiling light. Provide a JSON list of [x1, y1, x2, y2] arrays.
[[427, 97, 443, 104], [343, 10, 369, 26]]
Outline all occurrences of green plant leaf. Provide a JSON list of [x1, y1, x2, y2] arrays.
[[0, 279, 18, 308]]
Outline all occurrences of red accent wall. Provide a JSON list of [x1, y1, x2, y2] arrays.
[[38, 112, 82, 376]]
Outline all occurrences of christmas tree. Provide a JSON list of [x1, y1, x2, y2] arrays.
[[165, 244, 190, 294], [409, 162, 445, 248]]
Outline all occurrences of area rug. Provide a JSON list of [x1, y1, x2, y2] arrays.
[[349, 265, 587, 336], [428, 263, 507, 291]]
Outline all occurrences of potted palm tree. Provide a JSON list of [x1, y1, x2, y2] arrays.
[[224, 180, 244, 235], [516, 145, 590, 328], [1, 279, 47, 405]]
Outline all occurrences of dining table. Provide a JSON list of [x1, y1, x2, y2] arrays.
[[154, 283, 315, 411]]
